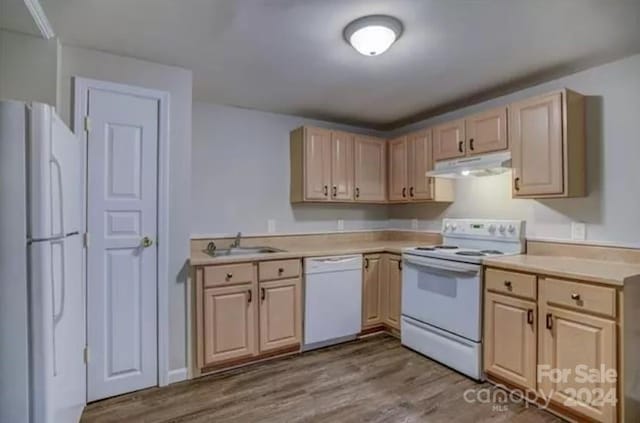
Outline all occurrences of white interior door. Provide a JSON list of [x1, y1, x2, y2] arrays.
[[86, 88, 159, 401]]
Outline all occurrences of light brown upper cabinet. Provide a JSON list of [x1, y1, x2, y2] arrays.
[[388, 131, 454, 203], [330, 131, 354, 201], [290, 126, 331, 201], [433, 119, 466, 161], [509, 89, 585, 198], [465, 107, 508, 155], [354, 135, 386, 202], [388, 136, 409, 201], [408, 130, 434, 200]]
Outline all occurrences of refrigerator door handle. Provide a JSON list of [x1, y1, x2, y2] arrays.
[[51, 155, 65, 237], [53, 245, 66, 325]]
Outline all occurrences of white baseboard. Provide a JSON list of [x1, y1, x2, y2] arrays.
[[167, 368, 188, 385]]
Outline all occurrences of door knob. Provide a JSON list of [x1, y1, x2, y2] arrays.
[[142, 236, 154, 248]]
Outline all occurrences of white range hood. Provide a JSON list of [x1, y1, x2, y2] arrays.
[[426, 151, 512, 178]]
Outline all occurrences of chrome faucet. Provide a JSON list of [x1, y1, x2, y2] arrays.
[[230, 232, 242, 248]]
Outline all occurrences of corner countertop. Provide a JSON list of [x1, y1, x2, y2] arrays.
[[190, 241, 426, 266], [483, 254, 640, 287]]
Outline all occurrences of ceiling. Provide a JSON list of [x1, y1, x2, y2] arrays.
[[0, 0, 42, 36], [4, 0, 640, 129]]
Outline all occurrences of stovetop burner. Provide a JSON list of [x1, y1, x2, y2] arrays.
[[434, 245, 458, 250], [455, 251, 486, 257], [480, 250, 504, 255]]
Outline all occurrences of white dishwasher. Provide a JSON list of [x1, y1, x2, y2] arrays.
[[303, 255, 362, 351]]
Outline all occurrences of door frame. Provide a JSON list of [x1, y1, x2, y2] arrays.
[[72, 77, 172, 387]]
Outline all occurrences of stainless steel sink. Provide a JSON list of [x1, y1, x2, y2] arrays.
[[204, 246, 284, 257]]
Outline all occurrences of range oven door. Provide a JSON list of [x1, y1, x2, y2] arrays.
[[401, 254, 482, 342]]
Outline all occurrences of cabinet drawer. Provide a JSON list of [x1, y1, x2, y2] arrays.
[[259, 259, 300, 281], [485, 268, 536, 300], [203, 263, 255, 287], [542, 277, 616, 318]]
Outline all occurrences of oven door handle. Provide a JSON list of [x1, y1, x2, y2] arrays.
[[403, 255, 480, 274]]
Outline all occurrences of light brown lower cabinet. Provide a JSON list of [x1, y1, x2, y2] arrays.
[[196, 260, 302, 372], [202, 284, 257, 365], [259, 278, 302, 353], [484, 292, 537, 391], [362, 253, 402, 331], [483, 267, 630, 423]]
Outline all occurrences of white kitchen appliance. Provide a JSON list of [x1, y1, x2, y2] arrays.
[[0, 101, 85, 422], [303, 255, 363, 351], [401, 218, 525, 380]]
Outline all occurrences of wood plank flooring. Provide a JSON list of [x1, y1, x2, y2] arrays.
[[81, 335, 562, 422]]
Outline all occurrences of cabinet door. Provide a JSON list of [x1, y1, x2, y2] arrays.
[[259, 278, 301, 353], [362, 254, 385, 328], [304, 127, 331, 200], [466, 107, 508, 155], [408, 130, 434, 201], [354, 136, 386, 202], [510, 93, 564, 196], [538, 304, 617, 423], [203, 285, 257, 366], [330, 131, 354, 201], [385, 255, 402, 330], [484, 292, 537, 391], [433, 119, 465, 161], [388, 137, 408, 201]]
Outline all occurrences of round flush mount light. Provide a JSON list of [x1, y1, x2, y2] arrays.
[[343, 15, 403, 56]]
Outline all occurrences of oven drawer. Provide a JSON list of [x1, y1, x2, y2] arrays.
[[485, 268, 536, 300], [541, 277, 616, 318]]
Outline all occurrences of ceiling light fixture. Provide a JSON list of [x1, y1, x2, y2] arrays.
[[343, 15, 403, 56]]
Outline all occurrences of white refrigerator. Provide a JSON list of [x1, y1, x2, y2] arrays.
[[0, 100, 86, 422]]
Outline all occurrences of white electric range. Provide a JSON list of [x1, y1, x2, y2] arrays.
[[400, 218, 525, 381]]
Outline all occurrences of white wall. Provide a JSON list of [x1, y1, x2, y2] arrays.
[[0, 29, 59, 106], [191, 102, 389, 236], [388, 54, 640, 247], [58, 45, 193, 374]]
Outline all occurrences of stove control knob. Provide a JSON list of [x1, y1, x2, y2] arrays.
[[498, 224, 506, 234], [451, 223, 458, 232], [444, 223, 451, 232], [488, 224, 497, 233], [508, 224, 516, 234]]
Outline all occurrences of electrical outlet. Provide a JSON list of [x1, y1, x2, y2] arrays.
[[411, 219, 419, 230], [571, 222, 586, 241], [267, 219, 276, 234], [337, 219, 344, 231]]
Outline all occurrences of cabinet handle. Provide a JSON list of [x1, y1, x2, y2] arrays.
[[332, 186, 337, 197], [504, 280, 512, 290], [514, 177, 521, 192], [546, 313, 553, 330], [469, 138, 475, 151], [355, 187, 360, 198], [571, 292, 581, 301], [409, 187, 414, 197], [458, 141, 464, 153], [226, 273, 233, 280], [527, 309, 534, 325], [278, 267, 284, 274], [364, 258, 369, 269], [398, 260, 402, 271], [261, 287, 266, 301], [402, 187, 407, 198], [247, 289, 252, 303], [324, 185, 328, 196]]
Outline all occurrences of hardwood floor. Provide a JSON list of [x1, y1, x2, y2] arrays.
[[81, 335, 562, 422]]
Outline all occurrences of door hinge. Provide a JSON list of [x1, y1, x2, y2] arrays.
[[83, 232, 90, 248], [83, 346, 90, 364], [84, 116, 92, 133]]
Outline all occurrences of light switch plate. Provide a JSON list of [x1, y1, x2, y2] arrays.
[[337, 219, 344, 231], [267, 219, 276, 234], [411, 219, 419, 230], [571, 222, 586, 240]]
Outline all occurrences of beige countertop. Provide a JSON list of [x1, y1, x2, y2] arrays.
[[190, 241, 426, 266], [483, 254, 640, 286]]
